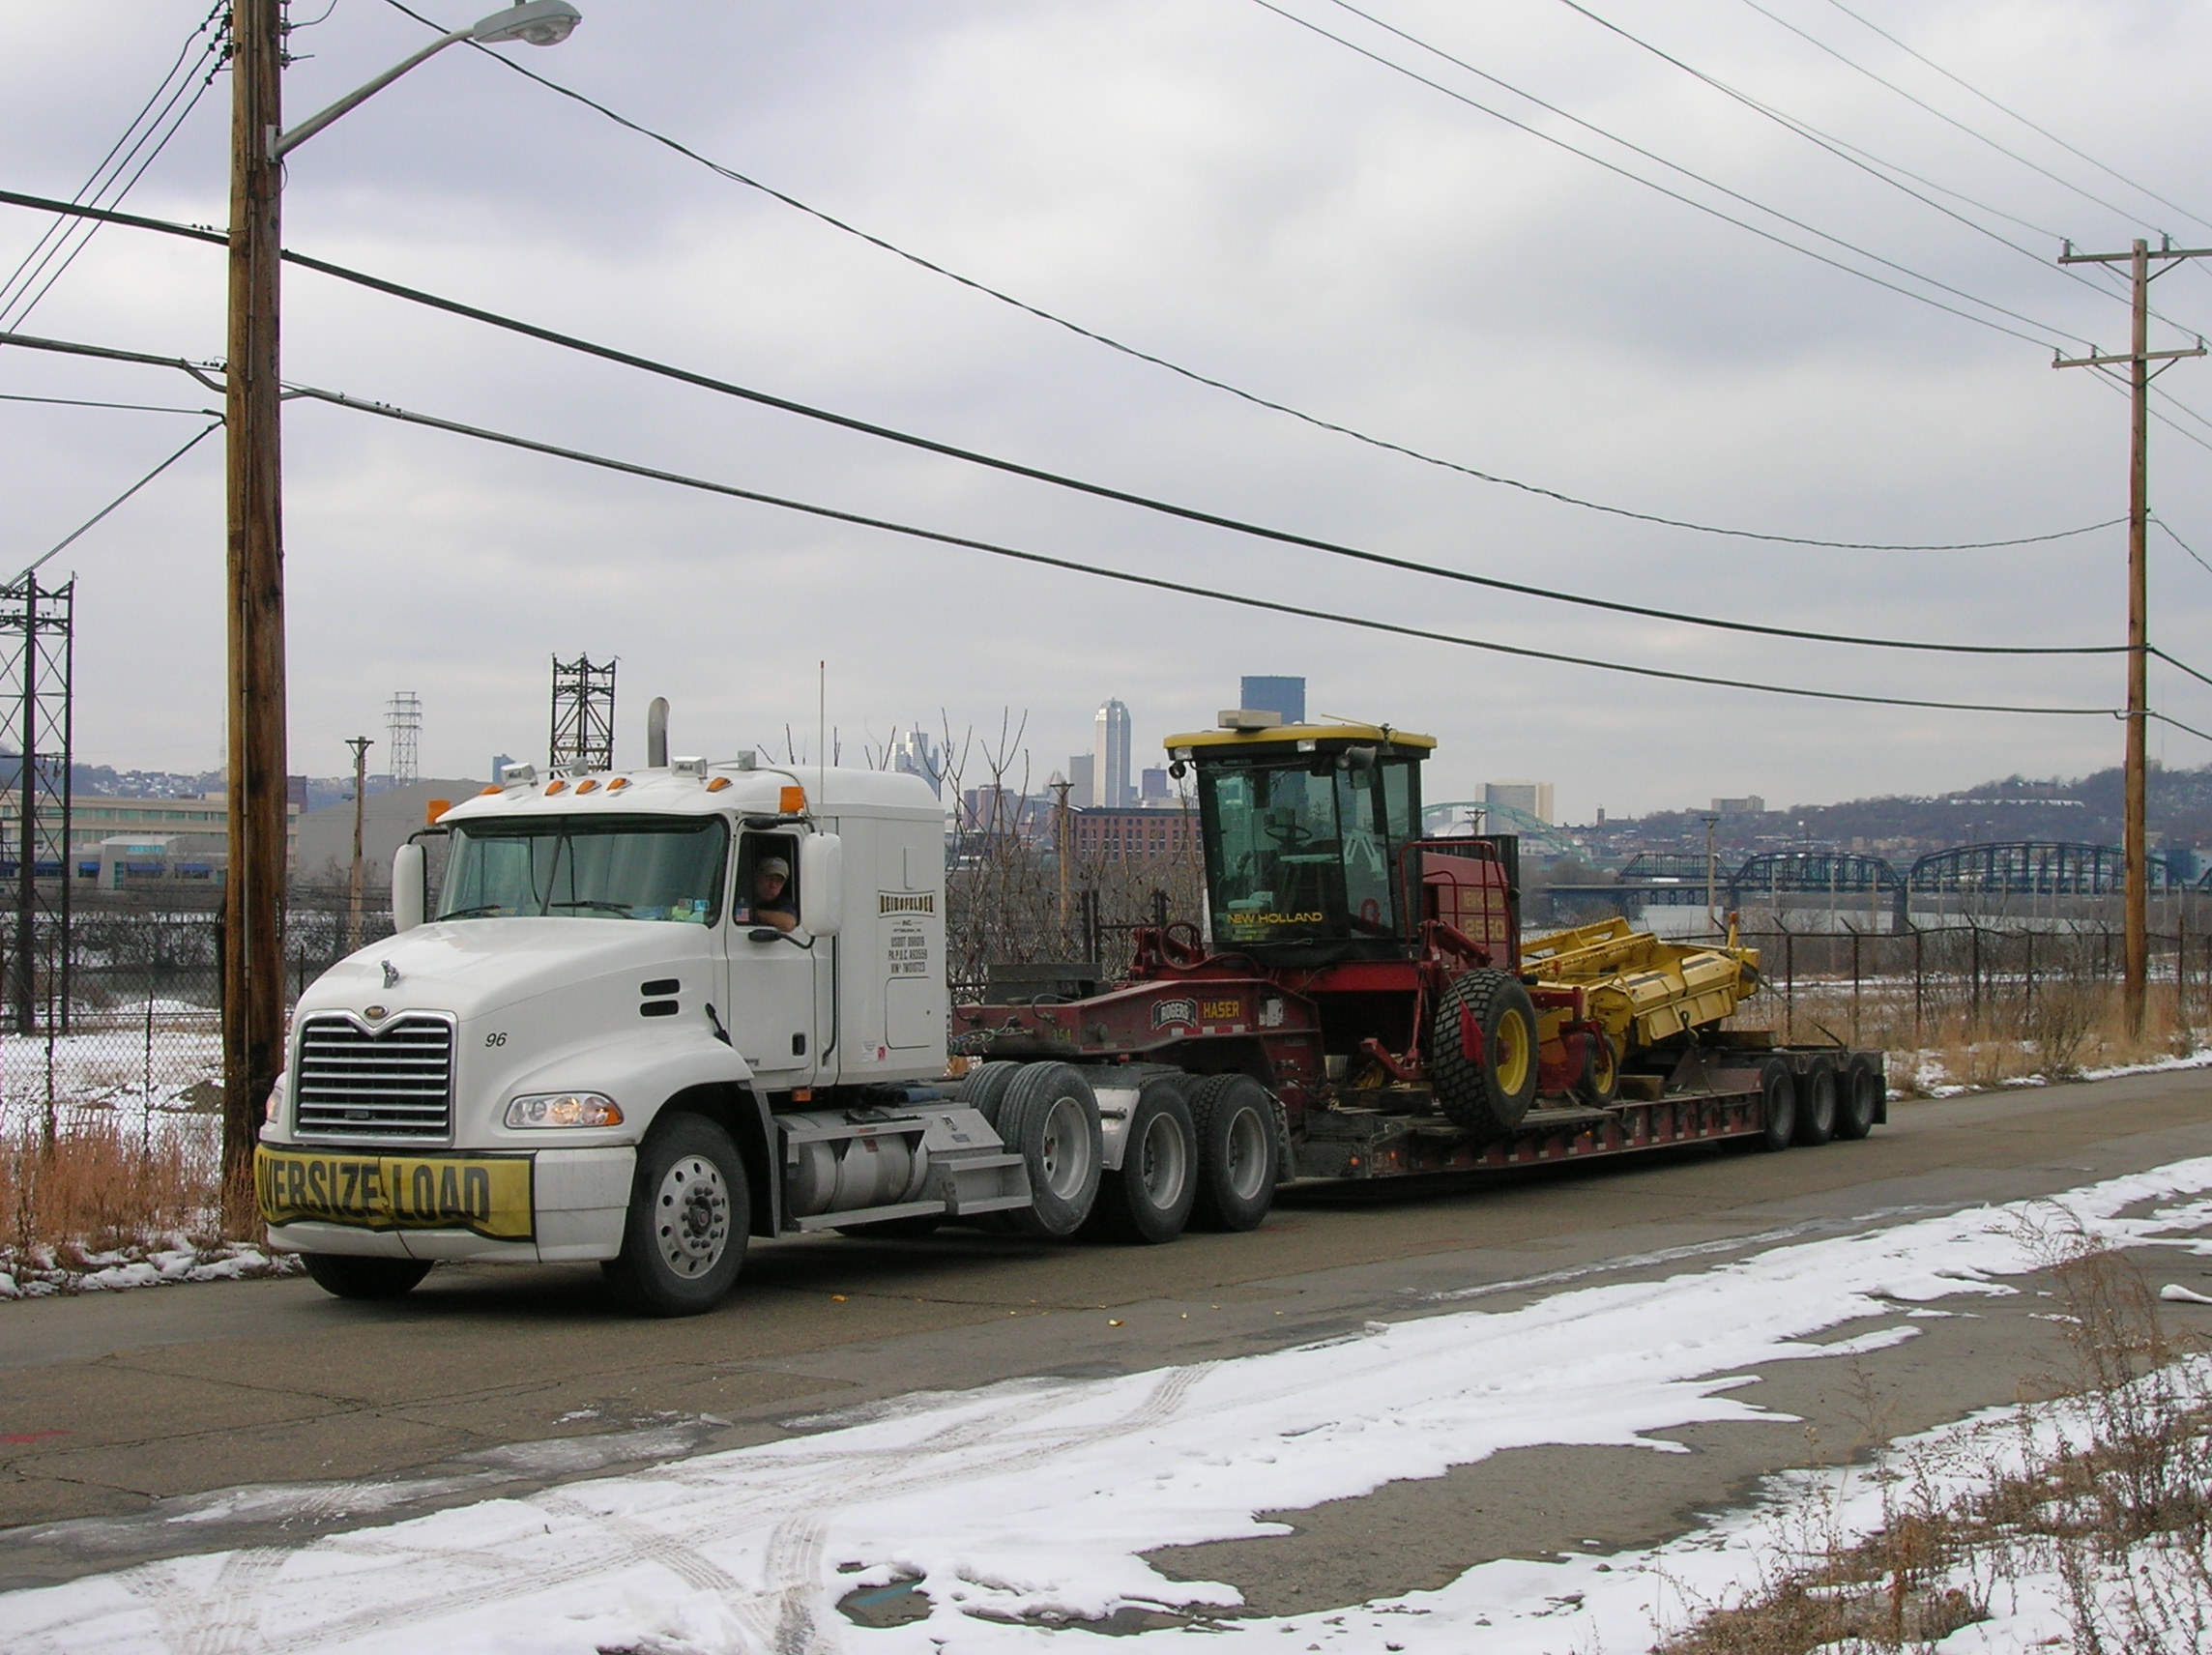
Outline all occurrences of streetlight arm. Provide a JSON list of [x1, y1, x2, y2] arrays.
[[274, 30, 469, 159]]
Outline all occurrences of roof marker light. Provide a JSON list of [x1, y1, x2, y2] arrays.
[[706, 776, 732, 793], [574, 779, 599, 795]]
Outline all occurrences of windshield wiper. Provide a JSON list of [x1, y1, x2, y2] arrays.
[[548, 899, 636, 917], [439, 904, 509, 919]]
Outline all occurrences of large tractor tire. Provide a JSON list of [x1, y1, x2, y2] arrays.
[[998, 1062, 1104, 1238], [957, 1060, 1022, 1131], [1182, 1074, 1280, 1233], [1428, 969, 1540, 1140]]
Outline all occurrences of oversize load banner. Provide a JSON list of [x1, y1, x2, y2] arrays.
[[256, 1147, 534, 1240]]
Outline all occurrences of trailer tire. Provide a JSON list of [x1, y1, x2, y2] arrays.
[[958, 1060, 1022, 1131], [1185, 1074, 1278, 1233], [1758, 1060, 1797, 1152], [1573, 1031, 1621, 1108], [1085, 1076, 1197, 1245], [602, 1112, 750, 1317], [999, 1062, 1103, 1239], [300, 1254, 431, 1301], [1836, 1057, 1882, 1141], [1428, 970, 1540, 1140], [1794, 1060, 1838, 1147]]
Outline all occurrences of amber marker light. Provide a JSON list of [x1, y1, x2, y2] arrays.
[[706, 776, 732, 793], [778, 785, 807, 813]]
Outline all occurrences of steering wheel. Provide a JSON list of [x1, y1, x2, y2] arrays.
[[1263, 817, 1314, 848], [1160, 920, 1208, 966]]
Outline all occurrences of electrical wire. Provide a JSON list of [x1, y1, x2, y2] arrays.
[[276, 380, 2136, 722], [1251, 0, 2077, 352], [1819, 0, 2212, 239], [0, 202, 2148, 659], [378, 0, 2099, 556], [0, 392, 218, 415], [2154, 516, 2212, 583], [10, 418, 221, 585]]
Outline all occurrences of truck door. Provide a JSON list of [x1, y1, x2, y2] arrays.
[[726, 830, 818, 1085]]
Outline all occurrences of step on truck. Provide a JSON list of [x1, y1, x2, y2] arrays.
[[257, 711, 1883, 1315]]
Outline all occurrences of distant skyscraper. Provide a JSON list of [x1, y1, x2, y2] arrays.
[[1066, 753, 1095, 809], [1239, 676, 1305, 724], [890, 726, 944, 798], [1140, 767, 1169, 802], [1484, 781, 1556, 825], [1094, 699, 1133, 808]]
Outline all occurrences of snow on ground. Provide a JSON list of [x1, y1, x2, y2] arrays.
[[10, 1160, 2212, 1653]]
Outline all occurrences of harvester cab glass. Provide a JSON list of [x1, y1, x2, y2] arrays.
[[1173, 718, 1432, 959]]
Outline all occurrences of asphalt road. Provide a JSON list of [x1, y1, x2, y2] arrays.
[[6, 1066, 2212, 1612]]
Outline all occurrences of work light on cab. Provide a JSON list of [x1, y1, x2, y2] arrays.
[[505, 1092, 624, 1129]]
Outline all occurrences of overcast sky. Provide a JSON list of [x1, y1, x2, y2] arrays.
[[3, 0, 2210, 822]]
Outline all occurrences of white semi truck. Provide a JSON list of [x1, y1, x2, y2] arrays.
[[254, 752, 1158, 1316]]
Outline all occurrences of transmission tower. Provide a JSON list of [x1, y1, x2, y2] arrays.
[[0, 576, 73, 1036], [386, 691, 422, 787], [549, 654, 617, 774]]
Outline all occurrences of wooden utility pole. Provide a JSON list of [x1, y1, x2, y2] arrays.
[[1052, 777, 1073, 946], [222, 0, 289, 1221], [2055, 236, 2210, 1032], [345, 737, 372, 954]]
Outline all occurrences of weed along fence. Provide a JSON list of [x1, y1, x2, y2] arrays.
[[0, 892, 394, 1146]]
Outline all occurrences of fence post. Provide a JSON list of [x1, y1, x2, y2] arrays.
[[1970, 925, 1983, 1024], [1849, 927, 1861, 1045], [1912, 925, 1924, 1042], [1784, 925, 1795, 1042], [2023, 926, 2035, 1013], [143, 958, 156, 1158]]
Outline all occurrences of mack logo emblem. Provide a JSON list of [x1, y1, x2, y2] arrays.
[[1151, 998, 1199, 1030]]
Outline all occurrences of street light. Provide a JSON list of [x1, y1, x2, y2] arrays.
[[218, 0, 582, 1222]]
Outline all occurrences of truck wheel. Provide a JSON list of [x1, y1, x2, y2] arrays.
[[999, 1062, 1103, 1238], [1757, 1060, 1797, 1152], [958, 1060, 1022, 1130], [1184, 1074, 1278, 1233], [1573, 1031, 1620, 1108], [1836, 1056, 1881, 1141], [1086, 1076, 1197, 1245], [1794, 1060, 1838, 1147], [1427, 969, 1539, 1139], [300, 1254, 431, 1301], [602, 1113, 750, 1316]]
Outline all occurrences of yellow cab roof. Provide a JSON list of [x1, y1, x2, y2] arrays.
[[1164, 721, 1437, 753]]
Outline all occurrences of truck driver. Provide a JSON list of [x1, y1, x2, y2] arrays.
[[748, 856, 799, 932]]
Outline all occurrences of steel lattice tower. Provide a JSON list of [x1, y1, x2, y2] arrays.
[[386, 691, 422, 787], [549, 655, 617, 774], [0, 577, 73, 1035]]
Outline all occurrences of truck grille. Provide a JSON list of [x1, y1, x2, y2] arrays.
[[294, 1014, 454, 1143]]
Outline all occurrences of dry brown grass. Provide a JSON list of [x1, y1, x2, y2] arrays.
[[2, 1112, 224, 1268], [1658, 1237, 2212, 1655]]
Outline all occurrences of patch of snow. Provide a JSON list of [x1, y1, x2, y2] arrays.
[[9, 1158, 2212, 1652]]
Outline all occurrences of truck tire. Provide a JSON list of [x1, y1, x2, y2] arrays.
[[999, 1062, 1103, 1238], [1427, 969, 1539, 1140], [1184, 1074, 1278, 1233], [1085, 1076, 1197, 1245], [1573, 1030, 1620, 1108], [602, 1112, 750, 1316], [1836, 1056, 1882, 1141], [1793, 1060, 1838, 1147], [958, 1060, 1022, 1131], [1757, 1059, 1797, 1152], [300, 1254, 432, 1301]]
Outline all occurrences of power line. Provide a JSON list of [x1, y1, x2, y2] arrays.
[[0, 223, 2134, 660], [2153, 515, 2212, 583], [378, 0, 2096, 556], [1819, 0, 2212, 239], [0, 391, 218, 415], [1251, 0, 2079, 352], [279, 380, 2137, 722], [10, 418, 221, 585]]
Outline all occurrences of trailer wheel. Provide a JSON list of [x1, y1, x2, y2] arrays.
[[1428, 970, 1540, 1140], [1757, 1060, 1797, 1152], [999, 1062, 1104, 1238], [957, 1060, 1023, 1130], [1085, 1076, 1198, 1245], [602, 1112, 750, 1316], [300, 1254, 432, 1301], [1184, 1074, 1279, 1232], [1573, 1031, 1620, 1108], [1836, 1057, 1881, 1141], [1794, 1060, 1838, 1147]]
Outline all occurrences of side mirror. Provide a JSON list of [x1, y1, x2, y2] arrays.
[[800, 832, 842, 937], [393, 843, 425, 934]]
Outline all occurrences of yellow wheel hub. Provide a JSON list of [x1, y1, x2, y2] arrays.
[[1494, 1008, 1531, 1096]]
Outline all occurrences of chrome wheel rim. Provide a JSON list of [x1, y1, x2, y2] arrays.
[[1137, 1110, 1189, 1210], [655, 1153, 731, 1278], [1036, 1094, 1094, 1200], [1223, 1104, 1270, 1202]]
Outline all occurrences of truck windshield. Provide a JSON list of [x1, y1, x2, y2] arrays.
[[1200, 757, 1418, 950], [438, 817, 727, 923]]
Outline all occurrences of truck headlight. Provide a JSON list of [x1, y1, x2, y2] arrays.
[[505, 1092, 625, 1129]]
